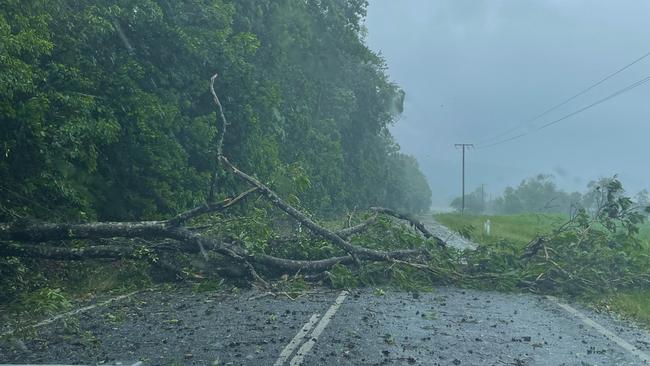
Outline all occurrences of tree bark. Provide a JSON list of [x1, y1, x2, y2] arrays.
[[0, 241, 141, 260]]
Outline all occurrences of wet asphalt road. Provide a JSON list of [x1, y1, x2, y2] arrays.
[[1, 286, 649, 366]]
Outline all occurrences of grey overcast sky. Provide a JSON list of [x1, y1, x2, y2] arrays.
[[364, 0, 650, 206]]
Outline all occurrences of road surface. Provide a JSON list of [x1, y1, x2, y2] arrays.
[[417, 216, 476, 251], [1, 286, 649, 365]]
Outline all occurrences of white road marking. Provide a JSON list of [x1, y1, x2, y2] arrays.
[[547, 295, 650, 364], [288, 290, 348, 366], [1, 291, 140, 338], [273, 313, 322, 366]]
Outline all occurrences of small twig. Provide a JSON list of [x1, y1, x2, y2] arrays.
[[247, 292, 275, 301]]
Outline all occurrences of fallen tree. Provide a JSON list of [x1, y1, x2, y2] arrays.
[[0, 74, 447, 287]]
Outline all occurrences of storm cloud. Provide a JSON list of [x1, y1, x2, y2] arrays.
[[365, 0, 650, 206]]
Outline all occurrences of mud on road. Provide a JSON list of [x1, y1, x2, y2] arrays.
[[1, 286, 649, 366]]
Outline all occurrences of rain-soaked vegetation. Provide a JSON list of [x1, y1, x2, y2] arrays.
[[1, 0, 432, 301]]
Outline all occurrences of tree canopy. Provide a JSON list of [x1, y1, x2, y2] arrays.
[[452, 174, 649, 216], [0, 0, 432, 223]]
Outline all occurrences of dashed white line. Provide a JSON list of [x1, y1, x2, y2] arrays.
[[274, 290, 348, 366], [273, 313, 322, 366], [547, 295, 650, 364], [289, 290, 348, 366]]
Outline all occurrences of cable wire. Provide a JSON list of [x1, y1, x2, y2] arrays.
[[477, 75, 650, 149], [475, 51, 650, 145]]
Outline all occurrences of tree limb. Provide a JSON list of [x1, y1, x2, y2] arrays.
[[0, 220, 169, 243], [268, 214, 377, 247], [336, 215, 378, 238], [0, 241, 141, 260]]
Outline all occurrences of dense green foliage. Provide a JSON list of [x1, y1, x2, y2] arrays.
[[492, 174, 582, 215], [0, 0, 431, 223]]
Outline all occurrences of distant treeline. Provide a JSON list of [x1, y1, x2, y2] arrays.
[[0, 0, 432, 222], [451, 174, 649, 215]]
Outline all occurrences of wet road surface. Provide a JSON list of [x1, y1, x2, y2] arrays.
[[1, 287, 649, 365], [416, 216, 476, 251]]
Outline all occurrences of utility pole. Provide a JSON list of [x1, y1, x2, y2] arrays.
[[454, 144, 474, 215], [481, 184, 485, 213]]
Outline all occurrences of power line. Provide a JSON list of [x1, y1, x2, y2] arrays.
[[475, 51, 650, 145], [535, 75, 650, 131], [477, 75, 650, 149], [454, 143, 473, 214]]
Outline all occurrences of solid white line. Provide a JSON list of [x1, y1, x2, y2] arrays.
[[1, 291, 140, 337], [289, 290, 348, 366], [547, 296, 650, 364], [273, 313, 322, 366]]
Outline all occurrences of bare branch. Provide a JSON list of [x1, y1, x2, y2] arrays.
[[210, 73, 228, 161], [208, 73, 230, 201], [336, 215, 378, 238], [268, 214, 378, 247]]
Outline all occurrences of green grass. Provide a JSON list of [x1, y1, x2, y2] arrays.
[[435, 212, 650, 328], [434, 212, 567, 247], [603, 291, 650, 326]]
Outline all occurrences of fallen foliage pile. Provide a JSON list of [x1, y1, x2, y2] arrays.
[[0, 75, 447, 299], [1, 77, 648, 305], [452, 178, 650, 296]]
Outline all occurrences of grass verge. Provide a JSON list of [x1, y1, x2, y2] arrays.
[[434, 212, 567, 246], [594, 291, 650, 327]]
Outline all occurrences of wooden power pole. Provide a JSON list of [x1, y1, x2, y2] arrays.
[[481, 184, 485, 213], [454, 144, 474, 215]]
